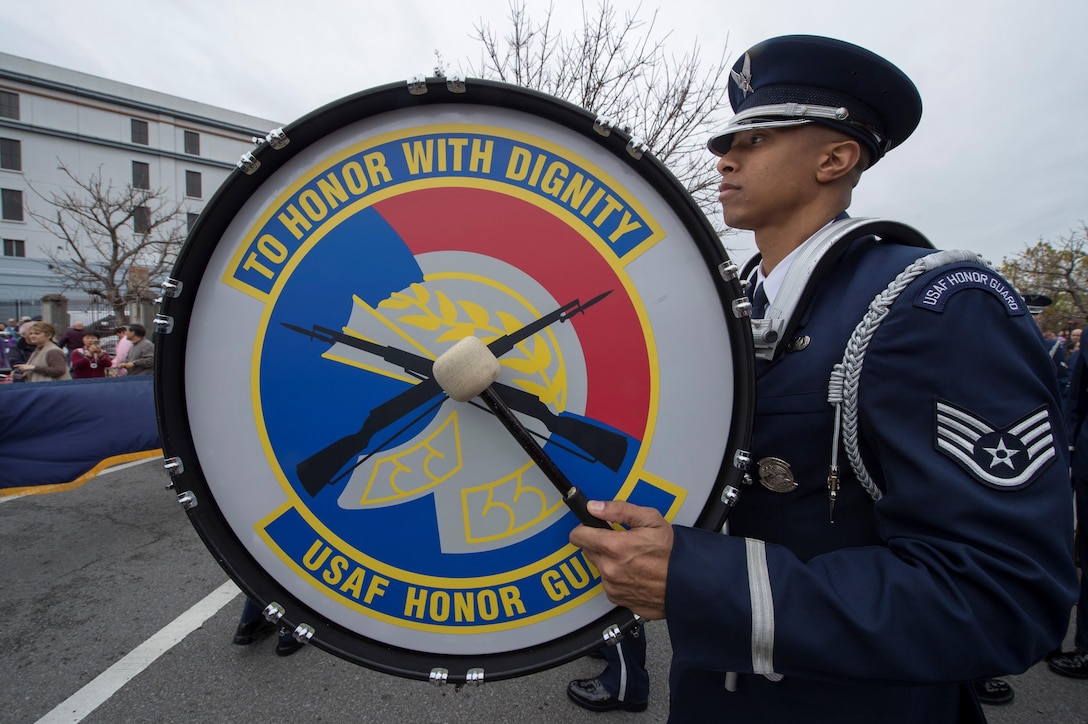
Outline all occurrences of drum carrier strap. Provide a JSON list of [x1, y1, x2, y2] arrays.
[[741, 217, 991, 503], [741, 218, 932, 362]]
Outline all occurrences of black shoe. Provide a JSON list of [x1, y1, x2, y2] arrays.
[[275, 627, 305, 657], [1048, 650, 1088, 679], [232, 619, 276, 645], [972, 678, 1014, 705], [1044, 647, 1064, 661], [567, 677, 647, 713]]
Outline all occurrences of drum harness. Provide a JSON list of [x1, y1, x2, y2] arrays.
[[735, 217, 990, 512]]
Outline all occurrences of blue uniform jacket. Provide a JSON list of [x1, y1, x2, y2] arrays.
[[665, 236, 1078, 722]]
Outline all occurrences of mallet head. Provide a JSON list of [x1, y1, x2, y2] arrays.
[[432, 336, 501, 402]]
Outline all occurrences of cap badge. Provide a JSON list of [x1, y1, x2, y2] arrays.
[[731, 53, 754, 97]]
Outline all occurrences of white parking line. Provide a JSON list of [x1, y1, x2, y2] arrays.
[[35, 580, 241, 724]]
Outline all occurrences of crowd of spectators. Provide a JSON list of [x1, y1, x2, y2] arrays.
[[1, 316, 153, 383]]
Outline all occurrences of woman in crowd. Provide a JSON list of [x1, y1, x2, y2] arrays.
[[13, 321, 72, 382]]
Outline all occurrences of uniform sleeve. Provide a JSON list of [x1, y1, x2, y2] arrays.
[[666, 270, 1078, 683]]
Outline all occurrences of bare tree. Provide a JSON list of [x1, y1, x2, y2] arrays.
[[28, 164, 188, 324], [466, 1, 734, 237], [999, 222, 1088, 332]]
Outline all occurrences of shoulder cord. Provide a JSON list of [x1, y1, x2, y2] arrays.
[[826, 249, 991, 502]]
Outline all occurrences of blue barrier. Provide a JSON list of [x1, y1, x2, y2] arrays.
[[0, 375, 161, 491]]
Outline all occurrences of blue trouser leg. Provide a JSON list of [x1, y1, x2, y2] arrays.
[[597, 623, 649, 703], [239, 597, 264, 626]]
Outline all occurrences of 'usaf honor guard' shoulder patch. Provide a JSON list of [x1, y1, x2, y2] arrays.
[[934, 399, 1056, 490]]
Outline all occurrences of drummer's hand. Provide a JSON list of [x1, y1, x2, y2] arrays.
[[570, 500, 672, 620]]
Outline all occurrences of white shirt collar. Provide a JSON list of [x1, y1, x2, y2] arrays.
[[754, 218, 840, 306]]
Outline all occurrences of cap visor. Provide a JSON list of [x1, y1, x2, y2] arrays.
[[708, 118, 812, 155]]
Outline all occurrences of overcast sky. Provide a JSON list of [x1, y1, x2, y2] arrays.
[[4, 0, 1086, 265]]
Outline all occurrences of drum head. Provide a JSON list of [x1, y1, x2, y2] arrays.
[[155, 78, 753, 683]]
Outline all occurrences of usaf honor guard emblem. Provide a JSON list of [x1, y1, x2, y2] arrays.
[[155, 80, 754, 680]]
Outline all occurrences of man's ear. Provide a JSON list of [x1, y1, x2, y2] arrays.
[[815, 139, 864, 183]]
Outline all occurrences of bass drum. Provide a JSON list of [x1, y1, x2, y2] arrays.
[[154, 77, 754, 683]]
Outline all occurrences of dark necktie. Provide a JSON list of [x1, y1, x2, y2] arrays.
[[749, 282, 769, 319]]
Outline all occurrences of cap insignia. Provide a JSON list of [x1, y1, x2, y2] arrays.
[[731, 53, 754, 96]]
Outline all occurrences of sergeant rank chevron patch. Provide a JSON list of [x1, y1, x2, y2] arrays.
[[934, 400, 1056, 490]]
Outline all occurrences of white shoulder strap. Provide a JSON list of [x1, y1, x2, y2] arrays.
[[748, 218, 932, 361]]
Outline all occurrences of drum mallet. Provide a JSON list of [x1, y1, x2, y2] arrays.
[[431, 336, 610, 529]]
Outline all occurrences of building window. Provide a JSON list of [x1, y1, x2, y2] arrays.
[[185, 170, 202, 198], [131, 119, 149, 145], [187, 212, 200, 233], [1, 188, 23, 221], [0, 138, 20, 171], [3, 238, 25, 257], [0, 91, 18, 120], [132, 161, 150, 190], [133, 205, 151, 234], [183, 130, 200, 155]]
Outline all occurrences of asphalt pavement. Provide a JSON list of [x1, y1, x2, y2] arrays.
[[1, 458, 1085, 723]]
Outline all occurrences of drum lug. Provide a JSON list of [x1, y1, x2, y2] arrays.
[[262, 602, 286, 623], [721, 484, 740, 508], [733, 449, 751, 471], [176, 490, 197, 509], [731, 297, 753, 319], [445, 74, 466, 94], [429, 668, 449, 686], [407, 74, 429, 95], [251, 128, 289, 150], [290, 623, 315, 645], [163, 456, 185, 477], [466, 667, 485, 686], [742, 472, 754, 486], [160, 278, 184, 299], [263, 127, 290, 150], [626, 137, 648, 160], [717, 260, 740, 281], [593, 115, 613, 137], [163, 457, 184, 489], [237, 152, 261, 175], [601, 623, 623, 646], [153, 314, 175, 335]]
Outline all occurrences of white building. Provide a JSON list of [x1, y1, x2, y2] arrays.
[[0, 52, 280, 322]]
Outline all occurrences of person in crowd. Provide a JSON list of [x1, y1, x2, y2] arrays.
[[56, 321, 86, 354], [7, 323, 35, 382], [118, 323, 154, 376], [110, 325, 132, 376], [569, 35, 1077, 722], [0, 321, 11, 369], [1026, 295, 1070, 396], [70, 332, 112, 379], [1052, 323, 1088, 679], [232, 598, 303, 657], [14, 321, 72, 382]]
